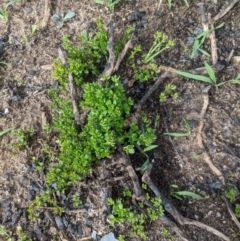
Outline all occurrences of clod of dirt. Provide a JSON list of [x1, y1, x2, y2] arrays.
[[11, 209, 23, 226], [55, 215, 65, 230]]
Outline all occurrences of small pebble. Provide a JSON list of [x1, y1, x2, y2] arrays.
[[26, 7, 32, 14], [216, 212, 221, 218], [29, 70, 36, 76]]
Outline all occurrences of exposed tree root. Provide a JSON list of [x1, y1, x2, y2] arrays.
[[142, 163, 230, 241], [197, 86, 225, 185]]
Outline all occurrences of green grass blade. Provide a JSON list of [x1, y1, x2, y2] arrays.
[[216, 81, 226, 87], [215, 22, 225, 30], [173, 191, 203, 200], [190, 39, 200, 58], [143, 145, 158, 153], [0, 128, 13, 137], [183, 0, 189, 7], [164, 132, 190, 137], [176, 70, 212, 83], [204, 61, 216, 84], [198, 48, 210, 57], [231, 79, 240, 84], [140, 160, 149, 175]]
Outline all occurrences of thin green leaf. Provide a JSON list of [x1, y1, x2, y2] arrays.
[[170, 184, 179, 188], [231, 79, 240, 84], [164, 132, 190, 137], [173, 191, 203, 200], [198, 48, 211, 57], [183, 0, 189, 7], [215, 22, 225, 29], [0, 128, 13, 137], [183, 118, 191, 132], [143, 145, 158, 153], [190, 39, 200, 58], [196, 30, 211, 40], [216, 81, 226, 87], [176, 70, 212, 83], [204, 61, 216, 84], [6, 0, 19, 9], [140, 160, 149, 175], [171, 193, 183, 200]]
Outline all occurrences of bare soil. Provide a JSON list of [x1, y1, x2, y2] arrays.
[[1, 0, 240, 241]]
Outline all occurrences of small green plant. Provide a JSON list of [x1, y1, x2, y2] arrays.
[[235, 204, 240, 218], [118, 235, 125, 241], [170, 184, 203, 200], [32, 157, 45, 171], [167, 0, 174, 10], [108, 194, 163, 240], [191, 22, 224, 58], [28, 190, 64, 220], [162, 228, 170, 238], [176, 61, 226, 89], [0, 0, 19, 22], [51, 11, 75, 28], [11, 128, 35, 149], [159, 84, 178, 102], [123, 189, 132, 197], [164, 118, 191, 137], [225, 186, 238, 204], [72, 194, 82, 208], [0, 225, 13, 241], [31, 24, 38, 35], [95, 0, 121, 11], [143, 31, 175, 64], [130, 31, 174, 82]]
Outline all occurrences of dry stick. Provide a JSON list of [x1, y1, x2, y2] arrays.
[[197, 86, 225, 185], [58, 47, 81, 125], [114, 33, 133, 72], [208, 13, 218, 65], [223, 196, 240, 231], [41, 0, 51, 29], [142, 163, 230, 241], [212, 0, 240, 23], [198, 3, 209, 32], [198, 3, 218, 64]]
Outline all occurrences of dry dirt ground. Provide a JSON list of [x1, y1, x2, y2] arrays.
[[1, 0, 240, 240]]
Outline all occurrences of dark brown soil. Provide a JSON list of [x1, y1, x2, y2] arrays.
[[1, 0, 240, 241]]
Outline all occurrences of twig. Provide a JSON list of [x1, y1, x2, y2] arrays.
[[197, 86, 225, 185], [58, 48, 81, 125], [163, 117, 185, 167], [198, 3, 209, 31], [208, 13, 218, 64], [226, 49, 235, 64], [212, 0, 240, 23], [223, 196, 240, 231], [142, 163, 230, 241], [113, 33, 133, 72], [41, 0, 51, 29]]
